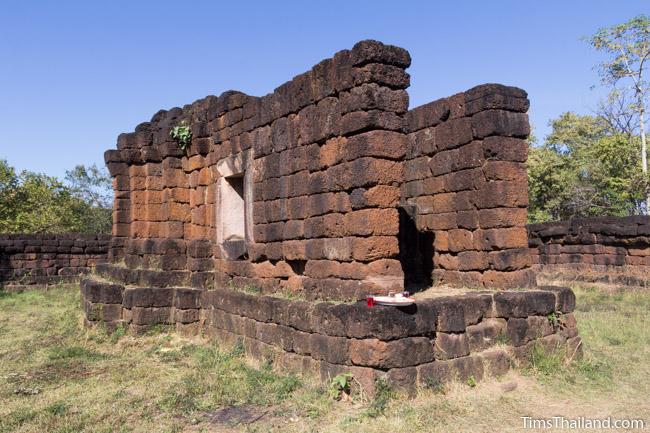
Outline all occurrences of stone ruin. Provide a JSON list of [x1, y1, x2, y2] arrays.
[[80, 40, 580, 393], [530, 215, 650, 286]]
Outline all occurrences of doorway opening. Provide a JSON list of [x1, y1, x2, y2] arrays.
[[398, 206, 434, 292]]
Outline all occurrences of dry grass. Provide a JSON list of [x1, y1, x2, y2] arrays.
[[0, 283, 649, 432]]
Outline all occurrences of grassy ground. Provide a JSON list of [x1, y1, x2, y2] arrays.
[[0, 284, 649, 433]]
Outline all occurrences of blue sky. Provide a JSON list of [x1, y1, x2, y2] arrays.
[[0, 0, 647, 178]]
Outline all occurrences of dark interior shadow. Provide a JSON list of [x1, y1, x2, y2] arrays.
[[398, 206, 434, 293]]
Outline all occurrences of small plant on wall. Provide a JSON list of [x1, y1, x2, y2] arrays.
[[170, 121, 192, 151]]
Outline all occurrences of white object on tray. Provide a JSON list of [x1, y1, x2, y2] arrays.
[[371, 292, 415, 306]]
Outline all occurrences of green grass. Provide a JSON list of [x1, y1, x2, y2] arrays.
[[0, 284, 649, 432]]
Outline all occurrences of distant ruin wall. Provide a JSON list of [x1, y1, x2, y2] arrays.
[[0, 234, 110, 287], [528, 216, 650, 285]]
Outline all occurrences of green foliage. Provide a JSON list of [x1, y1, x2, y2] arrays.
[[528, 344, 566, 376], [586, 15, 649, 89], [530, 17, 650, 220], [422, 376, 446, 394], [241, 284, 262, 294], [583, 15, 650, 211], [170, 121, 192, 151], [0, 160, 111, 234], [363, 377, 394, 418], [494, 333, 511, 345], [526, 341, 612, 387], [0, 160, 19, 226], [65, 164, 112, 208], [109, 324, 127, 344], [466, 375, 477, 388], [528, 112, 646, 221], [48, 345, 107, 361], [145, 324, 171, 336], [3, 408, 38, 429], [547, 312, 559, 328], [328, 373, 353, 400], [44, 402, 69, 417]]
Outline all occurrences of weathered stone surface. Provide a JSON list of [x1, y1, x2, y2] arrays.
[[465, 84, 529, 116], [472, 110, 530, 139], [0, 236, 110, 287], [81, 279, 124, 304], [349, 337, 434, 368], [466, 318, 506, 352], [422, 298, 466, 332], [387, 366, 418, 394], [173, 288, 201, 309], [405, 98, 450, 133], [319, 361, 382, 395], [480, 349, 511, 377], [350, 40, 411, 68], [68, 40, 545, 300], [493, 291, 555, 318], [130, 307, 173, 325], [309, 334, 349, 365], [123, 287, 175, 308], [506, 317, 529, 346], [434, 332, 470, 360], [417, 356, 484, 385], [343, 302, 436, 340], [174, 308, 200, 324]]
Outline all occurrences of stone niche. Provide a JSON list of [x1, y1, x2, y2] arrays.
[[87, 39, 580, 393], [215, 150, 253, 260]]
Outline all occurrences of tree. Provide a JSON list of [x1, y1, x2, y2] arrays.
[[527, 112, 644, 222], [587, 15, 650, 211], [64, 164, 113, 234], [0, 160, 20, 227], [596, 87, 639, 137], [0, 160, 112, 234]]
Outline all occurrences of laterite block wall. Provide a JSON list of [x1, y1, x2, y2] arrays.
[[81, 278, 580, 393], [103, 40, 535, 299], [529, 216, 650, 285], [105, 40, 415, 300], [0, 234, 109, 287], [401, 84, 534, 290]]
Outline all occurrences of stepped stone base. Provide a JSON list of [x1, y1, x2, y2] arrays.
[[81, 267, 580, 394]]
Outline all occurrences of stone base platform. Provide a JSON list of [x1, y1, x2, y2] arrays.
[[81, 268, 581, 394]]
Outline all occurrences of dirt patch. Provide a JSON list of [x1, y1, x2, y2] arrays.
[[203, 405, 268, 426]]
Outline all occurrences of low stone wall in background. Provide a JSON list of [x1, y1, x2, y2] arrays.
[[0, 234, 110, 288], [528, 216, 650, 286]]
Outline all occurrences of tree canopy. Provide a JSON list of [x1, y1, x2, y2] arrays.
[[528, 112, 644, 222], [529, 15, 650, 223], [0, 160, 112, 234]]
